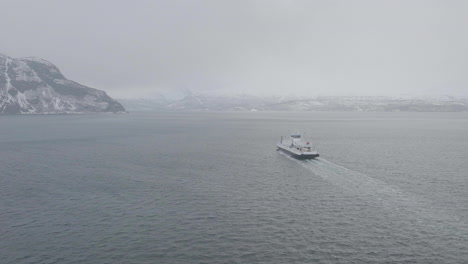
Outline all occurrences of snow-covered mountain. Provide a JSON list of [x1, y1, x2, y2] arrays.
[[0, 53, 125, 114], [119, 93, 468, 112]]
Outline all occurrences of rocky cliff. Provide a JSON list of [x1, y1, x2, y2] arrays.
[[0, 53, 125, 114]]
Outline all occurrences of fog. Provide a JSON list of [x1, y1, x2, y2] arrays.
[[2, 0, 468, 98]]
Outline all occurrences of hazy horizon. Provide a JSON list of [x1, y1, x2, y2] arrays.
[[3, 0, 468, 98]]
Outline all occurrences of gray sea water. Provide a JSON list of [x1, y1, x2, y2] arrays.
[[1, 112, 467, 264]]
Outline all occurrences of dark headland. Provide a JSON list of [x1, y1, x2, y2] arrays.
[[0, 53, 125, 114]]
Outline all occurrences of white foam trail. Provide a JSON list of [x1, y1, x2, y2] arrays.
[[281, 152, 467, 229], [305, 158, 407, 204]]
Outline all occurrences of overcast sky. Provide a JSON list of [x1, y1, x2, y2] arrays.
[[2, 0, 468, 98]]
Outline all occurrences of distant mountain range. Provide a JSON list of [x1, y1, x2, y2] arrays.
[[0, 53, 125, 114], [3, 52, 465, 114], [119, 94, 468, 112]]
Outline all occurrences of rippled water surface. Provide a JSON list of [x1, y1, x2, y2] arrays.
[[1, 112, 467, 264]]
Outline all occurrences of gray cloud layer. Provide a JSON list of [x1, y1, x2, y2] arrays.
[[3, 0, 468, 98]]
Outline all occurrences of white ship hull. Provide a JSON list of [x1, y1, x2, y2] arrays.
[[277, 143, 319, 159]]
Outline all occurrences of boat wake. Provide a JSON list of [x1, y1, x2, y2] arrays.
[[303, 158, 410, 208], [280, 152, 467, 231]]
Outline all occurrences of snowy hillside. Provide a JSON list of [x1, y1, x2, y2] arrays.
[[119, 94, 468, 112], [0, 53, 125, 114]]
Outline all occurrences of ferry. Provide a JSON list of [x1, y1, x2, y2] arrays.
[[277, 133, 319, 159]]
